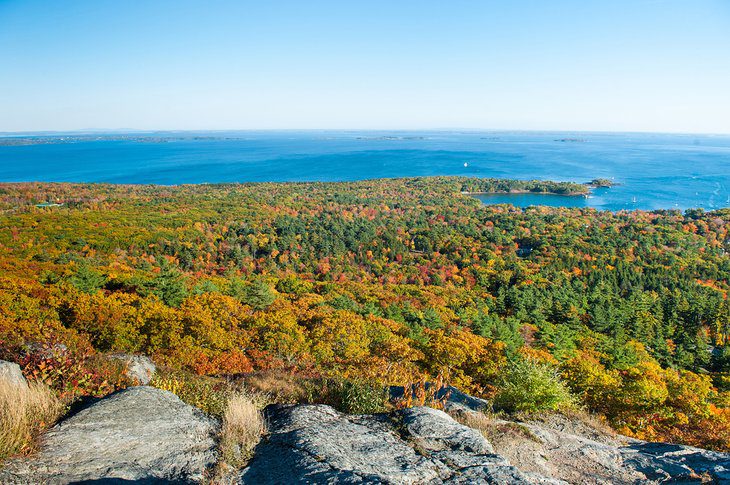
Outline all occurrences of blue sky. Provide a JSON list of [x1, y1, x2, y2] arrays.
[[1, 0, 729, 133]]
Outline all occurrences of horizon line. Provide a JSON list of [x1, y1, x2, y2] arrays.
[[1, 127, 730, 137]]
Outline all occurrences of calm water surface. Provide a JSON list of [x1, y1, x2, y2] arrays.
[[1, 131, 728, 211]]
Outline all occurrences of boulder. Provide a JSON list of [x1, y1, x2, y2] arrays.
[[240, 404, 559, 484], [0, 359, 27, 387], [24, 342, 68, 360], [110, 354, 157, 385], [437, 385, 490, 414], [622, 441, 730, 483], [0, 386, 218, 484]]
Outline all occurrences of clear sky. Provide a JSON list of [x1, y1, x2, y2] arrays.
[[1, 0, 729, 133]]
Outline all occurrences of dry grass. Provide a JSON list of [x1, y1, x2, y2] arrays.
[[243, 370, 307, 403], [451, 409, 495, 436], [219, 391, 268, 470], [451, 409, 542, 444], [0, 379, 63, 461], [525, 407, 619, 444]]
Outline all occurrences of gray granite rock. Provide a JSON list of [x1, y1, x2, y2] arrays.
[[478, 414, 730, 484], [621, 441, 730, 483], [240, 404, 558, 484], [110, 353, 157, 385], [0, 359, 26, 387], [240, 400, 730, 484], [0, 386, 218, 484], [3, 380, 729, 485]]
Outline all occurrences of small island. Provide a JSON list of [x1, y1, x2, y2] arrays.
[[587, 178, 618, 188]]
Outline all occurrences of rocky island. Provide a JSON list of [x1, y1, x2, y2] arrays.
[[587, 178, 618, 188]]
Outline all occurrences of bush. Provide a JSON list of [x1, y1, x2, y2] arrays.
[[307, 377, 388, 415], [20, 345, 131, 401], [0, 380, 63, 461], [243, 373, 389, 414], [493, 357, 575, 414], [150, 372, 230, 417]]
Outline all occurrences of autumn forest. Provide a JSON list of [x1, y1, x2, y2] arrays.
[[1, 177, 729, 451]]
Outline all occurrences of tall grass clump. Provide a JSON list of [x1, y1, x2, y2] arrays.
[[219, 391, 267, 469], [0, 380, 63, 461], [493, 357, 575, 414]]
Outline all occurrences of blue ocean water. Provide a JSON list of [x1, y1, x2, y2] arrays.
[[0, 130, 728, 211]]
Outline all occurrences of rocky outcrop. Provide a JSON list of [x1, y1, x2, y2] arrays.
[[0, 359, 26, 387], [0, 386, 218, 484], [2, 381, 729, 484], [441, 410, 730, 484], [478, 415, 649, 484], [240, 404, 559, 484], [110, 353, 157, 385], [241, 403, 730, 484]]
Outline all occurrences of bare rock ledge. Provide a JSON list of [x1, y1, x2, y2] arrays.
[[240, 404, 561, 484], [0, 386, 218, 484], [2, 383, 730, 484]]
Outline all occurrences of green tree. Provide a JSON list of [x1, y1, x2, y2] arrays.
[[70, 264, 107, 294], [147, 260, 188, 307], [242, 279, 276, 311]]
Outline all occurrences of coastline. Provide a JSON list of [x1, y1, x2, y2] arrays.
[[461, 189, 589, 197]]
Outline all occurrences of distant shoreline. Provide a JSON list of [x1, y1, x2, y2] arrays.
[[463, 189, 589, 197]]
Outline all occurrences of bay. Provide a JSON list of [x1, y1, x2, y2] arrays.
[[0, 130, 728, 211]]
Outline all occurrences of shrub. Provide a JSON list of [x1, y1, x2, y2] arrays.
[[150, 372, 230, 417], [392, 376, 450, 410], [219, 391, 268, 469], [493, 357, 575, 414], [20, 345, 130, 401], [243, 373, 389, 414], [307, 377, 388, 414], [0, 380, 63, 461]]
